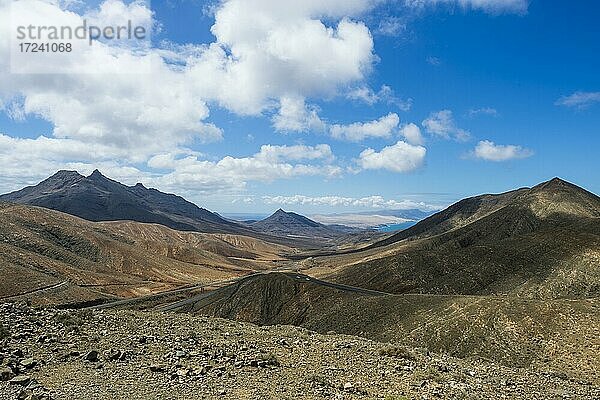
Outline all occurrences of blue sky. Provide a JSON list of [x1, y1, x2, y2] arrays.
[[0, 0, 598, 214]]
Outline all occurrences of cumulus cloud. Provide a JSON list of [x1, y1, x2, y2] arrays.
[[422, 110, 470, 141], [331, 113, 399, 142], [405, 0, 528, 15], [357, 141, 426, 173], [399, 123, 424, 145], [473, 140, 533, 161], [272, 96, 325, 133], [0, 0, 379, 193], [147, 144, 342, 194], [190, 0, 376, 115], [0, 133, 149, 193], [555, 91, 600, 109], [263, 194, 439, 211], [1, 0, 221, 163]]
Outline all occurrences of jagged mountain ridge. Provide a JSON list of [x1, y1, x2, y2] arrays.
[[0, 171, 368, 247], [0, 170, 241, 234]]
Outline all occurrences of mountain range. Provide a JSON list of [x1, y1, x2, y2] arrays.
[[1, 173, 599, 386], [327, 177, 600, 298], [172, 177, 600, 382], [0, 170, 368, 248], [0, 170, 240, 234]]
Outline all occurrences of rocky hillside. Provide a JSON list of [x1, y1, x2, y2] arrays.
[[178, 272, 600, 385], [0, 170, 248, 235], [1, 302, 597, 400], [323, 178, 600, 299], [0, 203, 290, 304]]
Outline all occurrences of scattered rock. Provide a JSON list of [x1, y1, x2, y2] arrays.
[[85, 351, 99, 362], [21, 358, 37, 369], [149, 364, 165, 373], [9, 375, 31, 386], [106, 349, 122, 361], [0, 367, 14, 381], [0, 303, 597, 400]]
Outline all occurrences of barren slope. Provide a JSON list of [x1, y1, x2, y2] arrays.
[[0, 203, 290, 304], [182, 273, 600, 384], [316, 178, 600, 299]]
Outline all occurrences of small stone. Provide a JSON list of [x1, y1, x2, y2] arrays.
[[85, 350, 99, 362], [9, 375, 31, 386], [149, 364, 165, 373], [0, 367, 14, 381], [107, 350, 122, 361], [196, 366, 208, 375], [175, 350, 187, 359], [20, 358, 37, 369]]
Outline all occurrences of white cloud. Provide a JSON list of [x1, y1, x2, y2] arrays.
[[1, 0, 221, 163], [0, 0, 379, 193], [263, 194, 439, 211], [405, 0, 528, 15], [473, 140, 533, 161], [399, 123, 424, 145], [357, 141, 426, 173], [256, 144, 334, 163], [331, 113, 399, 142], [0, 131, 341, 195], [422, 110, 470, 141], [346, 86, 380, 105], [346, 85, 412, 111], [191, 0, 376, 115], [555, 91, 600, 109], [147, 144, 342, 194], [468, 107, 499, 117], [0, 133, 150, 193], [272, 96, 325, 133], [376, 17, 406, 36]]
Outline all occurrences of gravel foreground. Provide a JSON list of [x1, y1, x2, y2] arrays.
[[0, 303, 598, 400]]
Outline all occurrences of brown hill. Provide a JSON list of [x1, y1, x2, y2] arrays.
[[0, 170, 362, 248], [0, 203, 290, 305], [316, 178, 600, 299], [251, 209, 349, 240], [180, 272, 600, 384], [0, 170, 245, 234]]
